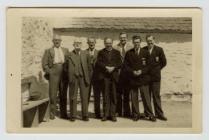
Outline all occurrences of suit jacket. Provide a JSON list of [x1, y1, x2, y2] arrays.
[[42, 47, 69, 80], [96, 48, 122, 82], [124, 47, 150, 87], [86, 48, 99, 82], [114, 42, 133, 86], [68, 50, 90, 85], [144, 45, 167, 82]]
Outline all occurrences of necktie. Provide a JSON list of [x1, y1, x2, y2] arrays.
[[89, 51, 94, 64], [122, 47, 126, 57], [149, 47, 153, 54], [135, 48, 138, 55]]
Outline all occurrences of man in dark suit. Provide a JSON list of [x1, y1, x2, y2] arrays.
[[85, 37, 102, 119], [96, 38, 122, 122], [114, 32, 132, 117], [68, 39, 90, 122], [144, 35, 167, 121], [42, 34, 69, 120], [124, 35, 156, 121]]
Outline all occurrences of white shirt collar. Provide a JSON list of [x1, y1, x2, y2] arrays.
[[53, 47, 64, 64]]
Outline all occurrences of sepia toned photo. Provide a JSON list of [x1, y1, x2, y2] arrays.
[[6, 8, 202, 133]]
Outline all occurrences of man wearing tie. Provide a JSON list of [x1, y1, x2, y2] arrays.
[[85, 37, 102, 119], [42, 34, 69, 120], [124, 35, 155, 121], [96, 38, 122, 122], [68, 39, 90, 122], [144, 35, 167, 121], [115, 32, 133, 117]]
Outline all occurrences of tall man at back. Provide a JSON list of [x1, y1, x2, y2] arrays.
[[42, 34, 69, 120], [144, 35, 167, 121], [96, 38, 122, 122], [115, 32, 132, 117], [85, 37, 102, 119]]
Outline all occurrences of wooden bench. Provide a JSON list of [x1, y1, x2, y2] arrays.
[[22, 98, 50, 127]]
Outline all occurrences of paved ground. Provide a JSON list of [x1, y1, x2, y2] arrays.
[[39, 101, 192, 128]]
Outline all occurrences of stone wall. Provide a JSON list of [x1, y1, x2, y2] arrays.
[[22, 17, 53, 79]]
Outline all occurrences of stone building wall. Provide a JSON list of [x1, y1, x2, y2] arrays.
[[22, 17, 53, 79]]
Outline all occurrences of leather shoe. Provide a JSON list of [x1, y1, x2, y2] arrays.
[[101, 117, 107, 121], [110, 117, 117, 122], [124, 113, 131, 118], [82, 116, 89, 121], [156, 116, 167, 121], [139, 113, 146, 119], [95, 115, 102, 119], [148, 116, 156, 122], [60, 115, 68, 119], [132, 116, 139, 121], [70, 117, 76, 122], [50, 115, 55, 120]]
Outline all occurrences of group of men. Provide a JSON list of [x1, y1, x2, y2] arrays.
[[42, 32, 167, 122]]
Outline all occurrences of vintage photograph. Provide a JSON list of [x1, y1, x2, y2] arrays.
[[6, 8, 202, 133]]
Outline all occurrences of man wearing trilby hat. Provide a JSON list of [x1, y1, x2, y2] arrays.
[[42, 34, 69, 120]]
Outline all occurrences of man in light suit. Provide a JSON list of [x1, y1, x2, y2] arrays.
[[42, 34, 69, 120], [144, 35, 167, 121], [68, 39, 90, 122], [85, 37, 102, 119], [115, 32, 133, 117]]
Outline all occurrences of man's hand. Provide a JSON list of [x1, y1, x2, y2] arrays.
[[136, 70, 142, 75], [133, 71, 138, 76], [106, 66, 115, 73], [133, 70, 142, 76], [109, 67, 115, 72]]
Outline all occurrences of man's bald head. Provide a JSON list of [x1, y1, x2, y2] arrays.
[[104, 37, 113, 43], [104, 37, 113, 50]]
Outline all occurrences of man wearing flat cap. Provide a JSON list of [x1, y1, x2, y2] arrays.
[[42, 34, 69, 120]]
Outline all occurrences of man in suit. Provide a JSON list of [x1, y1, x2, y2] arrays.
[[96, 38, 122, 122], [42, 34, 69, 120], [124, 35, 156, 121], [68, 39, 90, 122], [114, 32, 132, 117], [144, 35, 167, 121], [85, 37, 102, 119]]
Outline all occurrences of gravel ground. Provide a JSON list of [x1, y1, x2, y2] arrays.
[[39, 101, 192, 128]]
